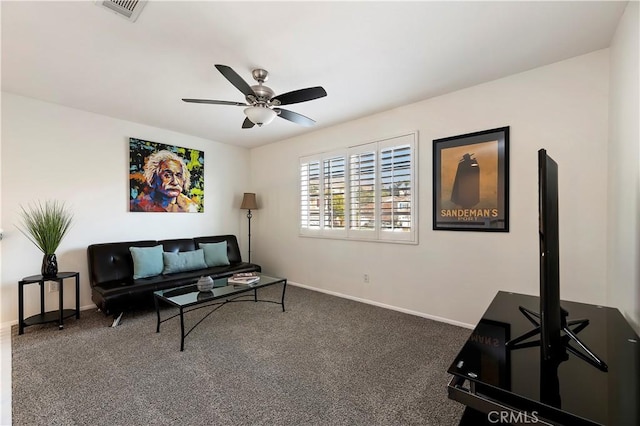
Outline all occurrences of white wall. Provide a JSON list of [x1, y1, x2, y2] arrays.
[[608, 1, 639, 333], [0, 93, 251, 325], [251, 50, 610, 327], [2, 46, 630, 331]]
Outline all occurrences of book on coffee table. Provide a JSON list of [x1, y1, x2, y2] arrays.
[[228, 273, 260, 285]]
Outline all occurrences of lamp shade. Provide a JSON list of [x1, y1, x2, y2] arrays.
[[240, 193, 258, 210], [244, 106, 277, 126]]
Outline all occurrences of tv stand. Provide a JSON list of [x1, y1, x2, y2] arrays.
[[506, 305, 608, 372], [448, 291, 639, 426]]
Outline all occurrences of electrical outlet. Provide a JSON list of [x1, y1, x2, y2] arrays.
[[363, 274, 370, 283], [48, 281, 59, 292]]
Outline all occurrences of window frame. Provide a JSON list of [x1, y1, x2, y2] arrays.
[[377, 135, 416, 242], [299, 132, 418, 244]]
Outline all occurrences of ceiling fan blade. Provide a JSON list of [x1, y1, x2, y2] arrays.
[[275, 108, 316, 127], [215, 64, 256, 97], [182, 98, 247, 106], [272, 86, 327, 106], [242, 117, 255, 129]]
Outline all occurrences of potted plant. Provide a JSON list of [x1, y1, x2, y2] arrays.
[[16, 200, 74, 278]]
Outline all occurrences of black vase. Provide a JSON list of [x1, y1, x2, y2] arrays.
[[41, 254, 58, 278]]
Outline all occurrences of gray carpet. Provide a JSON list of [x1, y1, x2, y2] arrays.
[[12, 285, 470, 426]]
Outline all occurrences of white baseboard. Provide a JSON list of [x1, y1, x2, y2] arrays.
[[2, 288, 476, 331], [287, 281, 475, 330]]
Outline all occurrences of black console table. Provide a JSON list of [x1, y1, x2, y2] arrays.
[[18, 271, 80, 335], [448, 291, 639, 425]]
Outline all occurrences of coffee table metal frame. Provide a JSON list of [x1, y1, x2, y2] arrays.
[[153, 274, 287, 351]]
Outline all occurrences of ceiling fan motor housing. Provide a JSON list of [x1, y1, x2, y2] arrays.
[[248, 85, 275, 104], [247, 68, 277, 105]]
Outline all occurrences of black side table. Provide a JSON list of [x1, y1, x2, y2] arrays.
[[18, 271, 80, 335]]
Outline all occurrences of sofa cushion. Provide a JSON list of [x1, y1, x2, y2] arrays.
[[194, 235, 243, 264], [199, 242, 230, 267], [162, 249, 208, 274], [130, 245, 164, 279]]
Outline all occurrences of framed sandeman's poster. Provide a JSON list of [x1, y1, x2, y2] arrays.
[[433, 127, 509, 232]]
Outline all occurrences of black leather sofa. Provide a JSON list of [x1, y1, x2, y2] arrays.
[[87, 235, 260, 317]]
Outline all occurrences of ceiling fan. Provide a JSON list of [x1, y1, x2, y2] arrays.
[[182, 64, 327, 128]]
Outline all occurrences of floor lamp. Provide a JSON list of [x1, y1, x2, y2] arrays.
[[240, 193, 258, 263]]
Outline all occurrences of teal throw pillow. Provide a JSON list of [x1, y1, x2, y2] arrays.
[[199, 242, 230, 267], [162, 249, 208, 274], [130, 245, 164, 279]]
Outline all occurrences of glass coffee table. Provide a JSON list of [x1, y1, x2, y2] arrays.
[[153, 274, 287, 351]]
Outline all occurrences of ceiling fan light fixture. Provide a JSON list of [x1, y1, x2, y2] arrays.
[[244, 106, 277, 127]]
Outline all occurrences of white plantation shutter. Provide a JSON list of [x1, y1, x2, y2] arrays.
[[300, 132, 417, 243], [378, 135, 416, 242], [380, 145, 412, 231], [300, 157, 321, 233], [349, 146, 377, 239], [323, 156, 346, 230]]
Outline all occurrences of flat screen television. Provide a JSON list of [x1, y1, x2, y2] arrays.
[[539, 148, 562, 360], [506, 149, 607, 371]]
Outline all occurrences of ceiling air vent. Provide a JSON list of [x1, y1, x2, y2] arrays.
[[96, 0, 147, 22]]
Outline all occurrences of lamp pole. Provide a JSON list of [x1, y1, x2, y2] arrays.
[[246, 208, 253, 263], [240, 193, 258, 264]]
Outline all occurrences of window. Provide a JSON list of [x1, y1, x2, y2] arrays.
[[349, 149, 375, 232], [300, 160, 320, 229], [323, 156, 346, 230], [380, 143, 412, 234], [300, 133, 417, 243]]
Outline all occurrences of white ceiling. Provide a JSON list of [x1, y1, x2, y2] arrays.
[[1, 1, 627, 148]]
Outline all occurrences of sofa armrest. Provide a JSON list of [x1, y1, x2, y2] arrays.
[[87, 240, 157, 288]]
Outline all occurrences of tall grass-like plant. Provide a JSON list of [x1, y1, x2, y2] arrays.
[[17, 200, 74, 255]]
